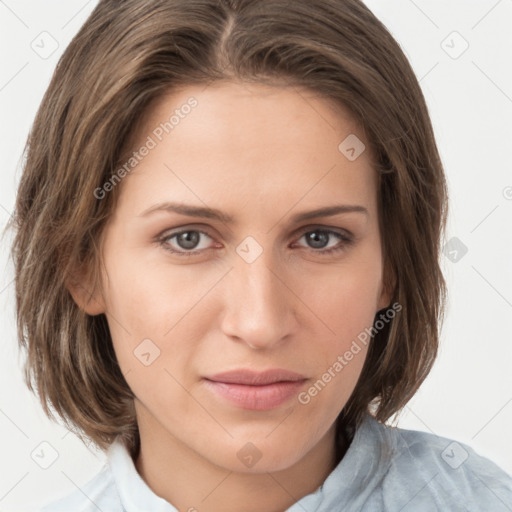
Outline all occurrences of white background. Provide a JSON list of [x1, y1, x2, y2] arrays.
[[1, 0, 511, 510]]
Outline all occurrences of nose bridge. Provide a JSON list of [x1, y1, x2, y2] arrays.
[[240, 253, 282, 309], [220, 244, 294, 348]]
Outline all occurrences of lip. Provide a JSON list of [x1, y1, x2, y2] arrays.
[[204, 368, 307, 385], [203, 369, 308, 410]]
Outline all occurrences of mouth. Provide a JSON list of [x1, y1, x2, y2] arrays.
[[202, 369, 308, 410]]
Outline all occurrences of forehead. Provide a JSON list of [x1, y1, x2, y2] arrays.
[[115, 81, 378, 219]]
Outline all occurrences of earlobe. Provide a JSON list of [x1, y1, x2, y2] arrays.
[[377, 269, 396, 312], [65, 270, 106, 316], [377, 292, 391, 313]]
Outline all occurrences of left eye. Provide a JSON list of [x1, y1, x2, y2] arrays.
[[159, 228, 352, 256], [295, 229, 352, 253]]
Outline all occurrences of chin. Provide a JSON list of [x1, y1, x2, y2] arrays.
[[204, 437, 308, 474]]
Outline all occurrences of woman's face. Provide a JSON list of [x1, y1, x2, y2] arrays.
[[89, 81, 390, 472]]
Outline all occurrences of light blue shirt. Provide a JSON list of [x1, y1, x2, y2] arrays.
[[40, 412, 512, 511]]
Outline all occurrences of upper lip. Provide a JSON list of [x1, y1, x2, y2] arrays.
[[204, 369, 307, 385]]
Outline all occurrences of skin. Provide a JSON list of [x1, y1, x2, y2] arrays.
[[71, 81, 391, 512]]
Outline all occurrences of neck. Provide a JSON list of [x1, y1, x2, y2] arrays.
[[133, 415, 349, 512]]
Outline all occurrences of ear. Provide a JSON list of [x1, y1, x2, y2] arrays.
[[376, 265, 396, 312], [65, 264, 106, 316]]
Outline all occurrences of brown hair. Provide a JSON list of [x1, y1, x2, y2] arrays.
[[10, 0, 448, 455]]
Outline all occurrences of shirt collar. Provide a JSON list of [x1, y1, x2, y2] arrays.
[[108, 440, 178, 512]]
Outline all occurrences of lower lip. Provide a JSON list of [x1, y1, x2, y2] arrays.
[[203, 379, 306, 410]]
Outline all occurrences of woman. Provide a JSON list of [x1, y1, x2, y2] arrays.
[[11, 0, 512, 510]]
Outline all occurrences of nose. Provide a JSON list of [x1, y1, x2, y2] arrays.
[[220, 250, 297, 350]]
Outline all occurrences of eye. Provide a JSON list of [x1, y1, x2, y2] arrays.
[[159, 229, 215, 256], [294, 227, 354, 255], [157, 226, 354, 257]]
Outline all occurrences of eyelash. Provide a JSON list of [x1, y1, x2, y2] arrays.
[[157, 226, 354, 258]]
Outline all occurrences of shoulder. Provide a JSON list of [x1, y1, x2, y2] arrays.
[[38, 463, 121, 512], [367, 416, 512, 511]]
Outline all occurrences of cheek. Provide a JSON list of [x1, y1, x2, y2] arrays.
[[100, 255, 188, 367], [100, 248, 228, 390], [287, 261, 380, 417], [102, 247, 214, 331], [304, 261, 382, 348], [296, 333, 369, 433]]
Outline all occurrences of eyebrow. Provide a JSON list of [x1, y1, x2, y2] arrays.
[[138, 202, 368, 223]]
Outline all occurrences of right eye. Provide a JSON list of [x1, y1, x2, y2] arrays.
[[158, 229, 216, 256]]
